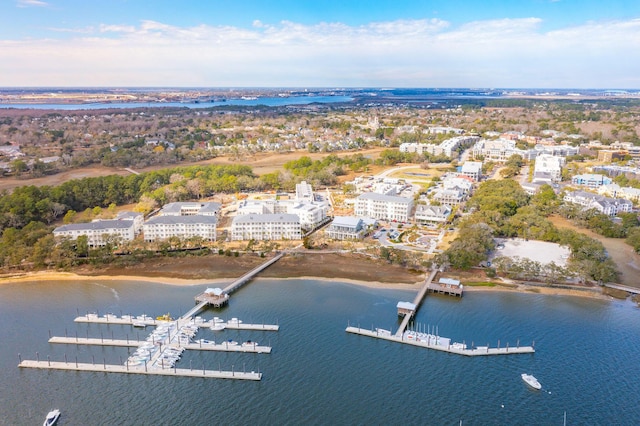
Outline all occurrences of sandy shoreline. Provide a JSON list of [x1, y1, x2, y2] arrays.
[[0, 270, 613, 301]]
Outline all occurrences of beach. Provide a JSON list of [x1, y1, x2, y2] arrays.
[[0, 252, 614, 300]]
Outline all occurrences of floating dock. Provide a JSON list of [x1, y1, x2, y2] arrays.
[[47, 337, 272, 354], [18, 360, 261, 380], [346, 326, 535, 356]]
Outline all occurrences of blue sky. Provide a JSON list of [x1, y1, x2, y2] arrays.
[[2, 0, 640, 87]]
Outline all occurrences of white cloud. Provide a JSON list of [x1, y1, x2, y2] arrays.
[[1, 17, 639, 87], [16, 0, 48, 7]]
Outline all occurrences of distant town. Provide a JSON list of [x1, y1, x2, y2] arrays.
[[0, 88, 639, 296]]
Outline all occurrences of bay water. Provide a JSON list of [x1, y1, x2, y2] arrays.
[[1, 278, 638, 425]]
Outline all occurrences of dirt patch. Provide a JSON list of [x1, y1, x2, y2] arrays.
[[81, 251, 424, 285], [549, 215, 640, 288]]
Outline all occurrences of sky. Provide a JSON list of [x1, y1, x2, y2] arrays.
[[1, 0, 640, 88]]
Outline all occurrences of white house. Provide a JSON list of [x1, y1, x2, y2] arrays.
[[354, 193, 414, 222], [231, 214, 302, 241], [143, 215, 217, 242], [414, 205, 451, 225], [325, 216, 367, 240], [460, 161, 482, 181]]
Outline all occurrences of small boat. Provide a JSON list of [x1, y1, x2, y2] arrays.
[[156, 313, 173, 321], [242, 340, 258, 348], [43, 409, 61, 426], [226, 339, 238, 346], [521, 373, 541, 390], [210, 323, 226, 331], [132, 321, 147, 328]]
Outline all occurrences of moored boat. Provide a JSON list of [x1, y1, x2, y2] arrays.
[[43, 409, 60, 426], [521, 373, 541, 390]]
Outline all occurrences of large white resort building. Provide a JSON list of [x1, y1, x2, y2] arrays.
[[53, 212, 143, 247], [231, 214, 302, 241], [235, 181, 329, 232], [399, 136, 479, 158], [143, 202, 220, 242], [354, 192, 414, 222]]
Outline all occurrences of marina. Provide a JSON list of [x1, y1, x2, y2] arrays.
[[349, 268, 535, 356], [3, 278, 639, 424], [20, 314, 275, 379]]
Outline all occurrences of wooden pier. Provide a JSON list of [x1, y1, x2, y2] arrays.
[[19, 360, 261, 380], [395, 268, 438, 337], [347, 326, 534, 357], [191, 252, 285, 312]]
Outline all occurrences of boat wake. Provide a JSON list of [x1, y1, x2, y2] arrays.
[[91, 282, 120, 301]]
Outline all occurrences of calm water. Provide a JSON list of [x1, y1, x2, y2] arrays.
[[1, 278, 639, 425], [0, 96, 353, 110]]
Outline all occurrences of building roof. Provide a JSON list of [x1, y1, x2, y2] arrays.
[[357, 192, 412, 204], [54, 220, 134, 232], [161, 202, 221, 214], [232, 213, 300, 224], [145, 215, 218, 225], [330, 216, 362, 228], [397, 301, 416, 310], [116, 211, 143, 220]]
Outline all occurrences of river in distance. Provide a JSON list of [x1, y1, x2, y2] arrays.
[[0, 96, 353, 110], [1, 278, 639, 425]]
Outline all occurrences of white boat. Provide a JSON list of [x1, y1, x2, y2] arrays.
[[521, 373, 541, 390], [132, 321, 147, 328], [210, 323, 226, 331], [43, 409, 61, 426]]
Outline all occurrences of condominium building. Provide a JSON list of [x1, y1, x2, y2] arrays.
[[160, 202, 221, 216], [571, 174, 612, 188], [563, 191, 632, 216], [236, 198, 328, 231], [143, 215, 217, 242], [295, 180, 314, 201], [354, 192, 414, 222], [598, 184, 640, 203], [534, 154, 565, 182], [399, 136, 479, 158], [53, 219, 135, 247], [472, 138, 535, 162], [230, 214, 302, 241]]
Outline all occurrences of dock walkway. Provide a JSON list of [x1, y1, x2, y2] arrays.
[[347, 326, 534, 357], [19, 360, 261, 380], [395, 268, 438, 337]]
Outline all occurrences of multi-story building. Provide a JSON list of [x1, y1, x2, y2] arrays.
[[472, 138, 535, 162], [598, 184, 640, 203], [116, 211, 144, 235], [563, 191, 633, 216], [571, 174, 612, 188], [354, 193, 414, 222], [414, 205, 451, 225], [460, 161, 482, 181], [399, 136, 479, 158], [143, 215, 217, 242], [534, 154, 565, 182], [160, 202, 221, 216], [325, 216, 366, 240], [53, 219, 136, 247], [295, 180, 314, 201], [231, 214, 302, 241], [236, 198, 328, 232]]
